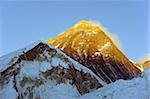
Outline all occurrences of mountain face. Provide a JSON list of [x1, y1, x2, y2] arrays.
[[0, 42, 105, 99], [47, 20, 141, 83]]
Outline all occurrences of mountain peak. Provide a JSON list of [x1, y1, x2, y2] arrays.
[[72, 20, 103, 34], [47, 20, 141, 83], [73, 20, 98, 28], [48, 20, 111, 56]]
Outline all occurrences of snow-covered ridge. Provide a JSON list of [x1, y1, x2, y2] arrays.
[[0, 41, 42, 72], [0, 41, 106, 98], [0, 41, 106, 85]]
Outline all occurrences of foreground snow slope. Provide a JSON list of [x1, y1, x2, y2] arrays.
[[48, 20, 141, 84], [79, 68, 150, 99]]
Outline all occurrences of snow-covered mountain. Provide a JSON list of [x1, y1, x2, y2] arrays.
[[48, 20, 141, 83], [0, 42, 105, 99]]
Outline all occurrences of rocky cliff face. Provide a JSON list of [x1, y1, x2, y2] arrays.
[[47, 20, 141, 83], [0, 42, 104, 99]]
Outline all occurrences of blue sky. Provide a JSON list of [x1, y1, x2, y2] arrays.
[[0, 0, 149, 61]]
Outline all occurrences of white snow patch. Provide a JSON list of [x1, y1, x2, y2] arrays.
[[39, 61, 52, 72], [37, 82, 80, 99], [0, 78, 18, 99], [20, 61, 41, 78], [51, 57, 68, 68], [20, 61, 53, 78]]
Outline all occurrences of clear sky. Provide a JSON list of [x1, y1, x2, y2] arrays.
[[0, 0, 149, 61]]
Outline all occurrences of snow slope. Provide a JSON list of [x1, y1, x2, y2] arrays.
[[79, 68, 150, 99]]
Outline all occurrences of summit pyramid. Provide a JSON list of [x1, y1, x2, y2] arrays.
[[47, 20, 141, 83]]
